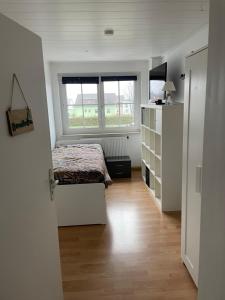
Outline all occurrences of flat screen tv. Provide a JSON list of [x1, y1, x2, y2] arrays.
[[149, 62, 167, 100]]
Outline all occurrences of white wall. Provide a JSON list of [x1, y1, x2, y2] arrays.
[[163, 25, 209, 102], [198, 1, 225, 299], [44, 62, 56, 149], [50, 60, 149, 167], [151, 56, 163, 69]]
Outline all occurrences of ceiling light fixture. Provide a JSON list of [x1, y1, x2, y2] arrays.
[[104, 29, 114, 36]]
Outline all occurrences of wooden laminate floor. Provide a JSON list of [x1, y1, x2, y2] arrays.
[[58, 170, 197, 300]]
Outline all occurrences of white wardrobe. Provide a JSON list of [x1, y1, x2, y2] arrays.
[[181, 47, 208, 286]]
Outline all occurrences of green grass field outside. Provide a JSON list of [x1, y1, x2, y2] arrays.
[[68, 105, 134, 128]]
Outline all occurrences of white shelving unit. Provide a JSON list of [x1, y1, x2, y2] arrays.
[[141, 103, 183, 211]]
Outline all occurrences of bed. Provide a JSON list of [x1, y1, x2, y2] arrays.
[[52, 144, 111, 227]]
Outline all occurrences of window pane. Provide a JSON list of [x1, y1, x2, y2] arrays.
[[67, 105, 83, 128], [82, 84, 98, 105], [83, 105, 99, 128], [103, 81, 119, 104], [103, 80, 135, 128], [105, 104, 120, 127], [66, 83, 99, 129], [120, 104, 134, 127], [119, 81, 134, 103], [66, 84, 81, 105]]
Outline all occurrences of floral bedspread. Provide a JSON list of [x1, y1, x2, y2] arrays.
[[52, 144, 112, 186]]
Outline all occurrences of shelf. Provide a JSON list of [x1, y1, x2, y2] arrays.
[[155, 196, 161, 203], [151, 191, 162, 210], [149, 149, 161, 161], [142, 159, 150, 170], [141, 103, 183, 212], [155, 153, 161, 161], [150, 128, 161, 136], [155, 179, 161, 200], [142, 158, 161, 183], [149, 187, 155, 196], [141, 124, 150, 131], [142, 142, 150, 151], [155, 175, 161, 184], [150, 109, 156, 130], [142, 142, 162, 161], [150, 168, 155, 176], [155, 197, 162, 209], [144, 183, 162, 208]]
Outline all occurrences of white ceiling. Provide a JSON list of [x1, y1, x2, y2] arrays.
[[0, 0, 209, 61]]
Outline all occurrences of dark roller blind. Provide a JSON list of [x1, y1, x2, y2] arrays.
[[62, 77, 99, 84], [101, 75, 137, 82]]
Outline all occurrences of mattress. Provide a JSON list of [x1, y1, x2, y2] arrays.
[[52, 144, 112, 186]]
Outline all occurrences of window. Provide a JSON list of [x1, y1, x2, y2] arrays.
[[102, 79, 135, 128], [60, 75, 138, 134], [62, 76, 99, 129]]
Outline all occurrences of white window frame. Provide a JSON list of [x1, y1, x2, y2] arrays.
[[58, 73, 140, 135]]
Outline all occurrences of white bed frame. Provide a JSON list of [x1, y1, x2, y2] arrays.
[[54, 183, 107, 227]]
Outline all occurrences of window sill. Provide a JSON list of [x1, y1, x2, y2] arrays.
[[57, 130, 140, 142]]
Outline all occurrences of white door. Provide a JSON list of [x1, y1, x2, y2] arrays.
[[0, 14, 63, 300], [182, 48, 208, 286]]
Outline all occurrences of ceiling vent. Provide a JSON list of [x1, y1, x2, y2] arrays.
[[104, 29, 114, 36]]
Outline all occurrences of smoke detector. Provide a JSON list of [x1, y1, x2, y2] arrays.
[[104, 29, 114, 36]]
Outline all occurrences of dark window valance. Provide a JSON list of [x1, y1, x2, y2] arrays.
[[62, 77, 99, 84], [101, 75, 137, 82]]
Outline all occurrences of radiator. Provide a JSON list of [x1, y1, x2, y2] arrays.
[[101, 137, 128, 157], [57, 136, 129, 157]]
